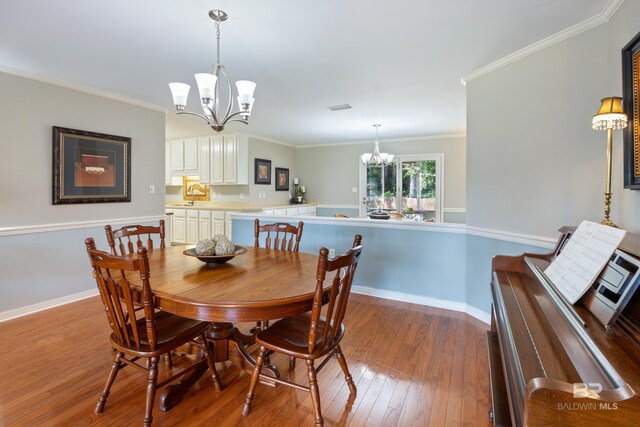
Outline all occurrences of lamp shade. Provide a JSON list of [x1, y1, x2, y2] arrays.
[[169, 83, 191, 107], [592, 97, 628, 130], [236, 80, 256, 105], [195, 73, 217, 100]]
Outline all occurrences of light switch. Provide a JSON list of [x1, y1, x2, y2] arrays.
[[352, 187, 358, 193], [149, 184, 156, 194]]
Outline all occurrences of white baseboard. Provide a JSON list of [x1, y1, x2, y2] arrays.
[[351, 285, 490, 325], [0, 288, 99, 323]]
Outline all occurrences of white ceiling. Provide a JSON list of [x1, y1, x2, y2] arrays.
[[0, 0, 612, 145]]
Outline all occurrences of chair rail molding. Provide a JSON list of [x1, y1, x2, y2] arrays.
[[0, 215, 167, 237]]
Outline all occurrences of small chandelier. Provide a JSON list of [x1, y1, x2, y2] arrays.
[[361, 124, 394, 166], [169, 10, 256, 133]]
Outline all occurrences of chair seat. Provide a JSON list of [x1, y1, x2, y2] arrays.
[[256, 313, 344, 360], [111, 311, 210, 357]]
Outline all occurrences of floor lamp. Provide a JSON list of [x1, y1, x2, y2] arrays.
[[592, 97, 628, 228]]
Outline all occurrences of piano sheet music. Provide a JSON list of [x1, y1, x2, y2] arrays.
[[544, 220, 626, 304]]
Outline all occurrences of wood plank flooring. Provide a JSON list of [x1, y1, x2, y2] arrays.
[[0, 294, 491, 426]]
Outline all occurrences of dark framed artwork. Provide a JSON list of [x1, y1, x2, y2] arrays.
[[622, 30, 640, 189], [52, 126, 131, 204], [275, 167, 289, 191], [254, 158, 271, 185]]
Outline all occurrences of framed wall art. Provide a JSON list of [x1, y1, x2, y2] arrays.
[[275, 167, 289, 191], [52, 126, 131, 204], [622, 30, 640, 189], [254, 158, 271, 185]]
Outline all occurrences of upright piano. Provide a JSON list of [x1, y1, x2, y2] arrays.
[[489, 226, 640, 426]]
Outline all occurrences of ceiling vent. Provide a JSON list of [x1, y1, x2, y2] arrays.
[[327, 104, 352, 111]]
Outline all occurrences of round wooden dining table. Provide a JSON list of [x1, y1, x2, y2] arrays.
[[149, 244, 321, 323], [144, 244, 324, 410]]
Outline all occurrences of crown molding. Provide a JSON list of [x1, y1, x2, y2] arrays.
[[0, 64, 168, 112], [245, 134, 297, 148], [462, 0, 624, 83], [298, 133, 466, 149]]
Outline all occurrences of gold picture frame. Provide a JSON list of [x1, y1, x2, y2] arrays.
[[52, 126, 131, 204], [622, 30, 640, 189]]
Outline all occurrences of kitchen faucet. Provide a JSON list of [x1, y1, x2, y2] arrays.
[[188, 186, 195, 205]]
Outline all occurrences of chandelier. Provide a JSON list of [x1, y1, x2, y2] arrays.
[[361, 124, 394, 166], [169, 10, 256, 133]]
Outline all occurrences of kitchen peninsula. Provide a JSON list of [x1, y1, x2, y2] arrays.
[[165, 201, 316, 244]]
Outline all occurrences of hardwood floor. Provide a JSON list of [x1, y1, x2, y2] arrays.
[[0, 294, 491, 426]]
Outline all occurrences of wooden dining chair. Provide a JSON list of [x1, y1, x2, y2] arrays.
[[254, 218, 304, 252], [85, 238, 222, 427], [253, 218, 304, 326], [105, 220, 173, 366], [242, 235, 363, 426], [105, 220, 165, 256]]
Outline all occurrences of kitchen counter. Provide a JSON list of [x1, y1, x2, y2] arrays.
[[165, 201, 316, 212]]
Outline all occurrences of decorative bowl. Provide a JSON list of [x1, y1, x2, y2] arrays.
[[183, 245, 248, 265], [368, 211, 390, 220]]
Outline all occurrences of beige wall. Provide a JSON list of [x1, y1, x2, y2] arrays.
[[0, 72, 166, 226], [248, 136, 297, 204], [296, 136, 466, 210], [466, 4, 640, 237], [0, 71, 165, 312], [609, 1, 640, 231]]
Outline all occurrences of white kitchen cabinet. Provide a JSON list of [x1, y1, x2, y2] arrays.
[[165, 142, 172, 185], [186, 210, 199, 244], [172, 209, 187, 244], [285, 208, 299, 216], [212, 211, 225, 236], [198, 137, 211, 184], [169, 138, 199, 176], [198, 210, 211, 241], [225, 212, 233, 239], [299, 206, 317, 216], [272, 208, 288, 216], [209, 133, 248, 184]]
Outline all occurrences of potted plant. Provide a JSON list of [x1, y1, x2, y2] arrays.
[[295, 186, 304, 203]]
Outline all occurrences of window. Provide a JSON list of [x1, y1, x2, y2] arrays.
[[359, 154, 443, 222]]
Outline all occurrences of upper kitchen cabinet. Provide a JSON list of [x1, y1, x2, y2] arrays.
[[168, 138, 200, 176], [209, 133, 248, 185], [166, 133, 248, 185]]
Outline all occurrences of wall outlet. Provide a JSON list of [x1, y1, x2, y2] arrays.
[[240, 192, 245, 199], [329, 248, 336, 258], [352, 187, 358, 193], [149, 184, 155, 194]]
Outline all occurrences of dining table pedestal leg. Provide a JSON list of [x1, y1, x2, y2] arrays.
[[158, 321, 281, 411]]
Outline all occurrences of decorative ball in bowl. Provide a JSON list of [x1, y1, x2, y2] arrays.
[[183, 245, 247, 264]]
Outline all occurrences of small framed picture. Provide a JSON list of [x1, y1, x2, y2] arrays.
[[254, 158, 271, 185], [275, 167, 289, 191], [52, 126, 131, 204]]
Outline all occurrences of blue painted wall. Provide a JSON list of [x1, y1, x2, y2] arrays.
[[233, 217, 550, 317]]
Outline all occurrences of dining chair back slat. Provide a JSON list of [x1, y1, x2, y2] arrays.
[[254, 219, 303, 253], [105, 220, 165, 256]]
